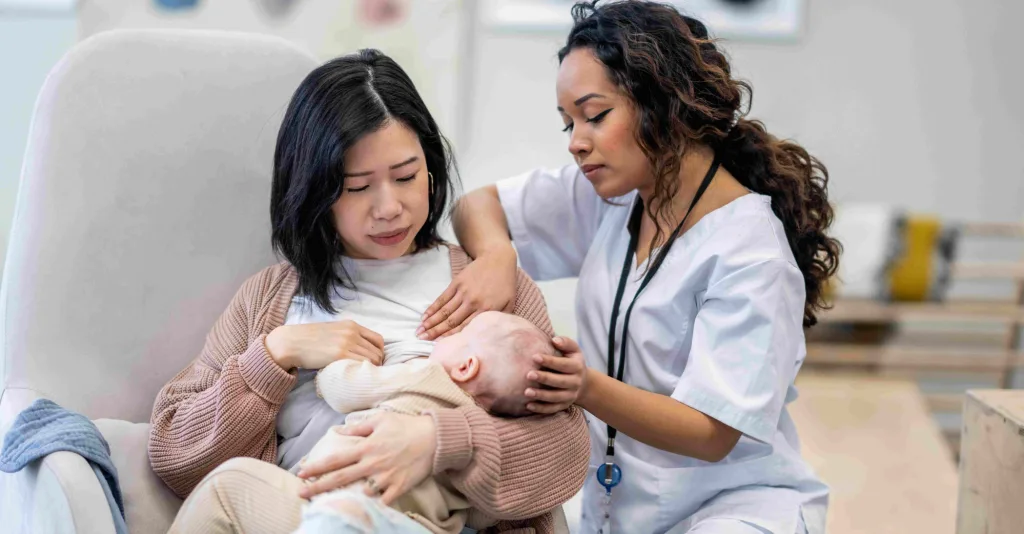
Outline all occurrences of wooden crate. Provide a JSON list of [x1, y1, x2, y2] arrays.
[[956, 390, 1024, 534]]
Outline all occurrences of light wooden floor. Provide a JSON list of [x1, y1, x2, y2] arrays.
[[562, 373, 960, 533], [790, 373, 959, 534]]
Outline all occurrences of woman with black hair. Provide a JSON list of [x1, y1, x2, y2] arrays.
[[151, 49, 588, 534], [436, 2, 837, 533]]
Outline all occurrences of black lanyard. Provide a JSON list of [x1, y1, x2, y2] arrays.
[[603, 156, 720, 460]]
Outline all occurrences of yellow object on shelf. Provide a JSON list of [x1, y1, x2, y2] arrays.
[[888, 216, 942, 301]]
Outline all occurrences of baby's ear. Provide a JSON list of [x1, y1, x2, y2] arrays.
[[449, 355, 481, 383]]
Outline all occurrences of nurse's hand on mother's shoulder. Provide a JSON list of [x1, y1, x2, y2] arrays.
[[525, 337, 589, 414], [265, 320, 385, 371], [418, 246, 518, 340]]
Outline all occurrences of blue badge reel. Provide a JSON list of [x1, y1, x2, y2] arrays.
[[596, 463, 622, 494]]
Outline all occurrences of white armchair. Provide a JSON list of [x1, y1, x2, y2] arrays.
[[0, 29, 318, 534]]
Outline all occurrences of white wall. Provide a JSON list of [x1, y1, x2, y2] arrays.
[[727, 0, 1024, 222], [78, 0, 467, 146], [458, 0, 1024, 336], [0, 13, 77, 272]]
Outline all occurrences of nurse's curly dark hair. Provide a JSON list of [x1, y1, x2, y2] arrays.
[[559, 1, 840, 326]]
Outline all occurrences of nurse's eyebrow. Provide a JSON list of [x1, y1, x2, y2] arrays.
[[343, 156, 419, 177], [557, 93, 607, 112]]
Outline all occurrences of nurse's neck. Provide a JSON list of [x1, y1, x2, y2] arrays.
[[637, 144, 718, 230], [635, 146, 749, 263]]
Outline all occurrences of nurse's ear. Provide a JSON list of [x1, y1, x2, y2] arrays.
[[449, 355, 481, 383]]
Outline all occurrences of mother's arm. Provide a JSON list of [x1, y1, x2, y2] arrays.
[[429, 404, 588, 520], [148, 267, 297, 497]]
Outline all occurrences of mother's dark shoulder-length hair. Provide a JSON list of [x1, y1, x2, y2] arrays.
[[270, 49, 458, 313]]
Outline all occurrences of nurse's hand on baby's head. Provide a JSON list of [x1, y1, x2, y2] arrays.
[[525, 336, 588, 415], [429, 311, 553, 417]]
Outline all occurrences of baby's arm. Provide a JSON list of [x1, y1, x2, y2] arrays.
[[315, 359, 424, 414]]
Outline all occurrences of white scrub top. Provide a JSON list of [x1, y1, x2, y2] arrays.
[[497, 165, 829, 534]]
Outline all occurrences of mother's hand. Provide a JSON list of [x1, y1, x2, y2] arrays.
[[525, 336, 589, 414], [296, 413, 436, 505], [417, 247, 518, 340], [265, 320, 384, 371]]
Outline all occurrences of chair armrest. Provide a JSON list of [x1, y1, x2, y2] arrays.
[[0, 388, 180, 534], [1, 387, 115, 533], [552, 504, 570, 534], [0, 450, 116, 534], [94, 419, 182, 534]]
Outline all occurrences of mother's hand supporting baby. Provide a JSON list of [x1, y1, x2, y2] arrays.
[[265, 320, 385, 371], [296, 412, 437, 505]]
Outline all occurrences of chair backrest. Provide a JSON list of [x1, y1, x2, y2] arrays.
[[0, 30, 318, 425]]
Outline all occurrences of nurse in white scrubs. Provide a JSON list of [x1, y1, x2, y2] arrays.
[[420, 2, 840, 533]]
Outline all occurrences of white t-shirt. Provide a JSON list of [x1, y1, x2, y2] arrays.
[[497, 165, 828, 534], [275, 245, 452, 471]]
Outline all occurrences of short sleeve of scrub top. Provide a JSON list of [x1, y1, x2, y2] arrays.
[[672, 257, 806, 444], [496, 165, 608, 281]]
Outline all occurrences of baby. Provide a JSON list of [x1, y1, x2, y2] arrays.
[[294, 311, 557, 534]]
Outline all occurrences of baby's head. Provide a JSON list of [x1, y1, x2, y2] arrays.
[[429, 311, 555, 417]]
